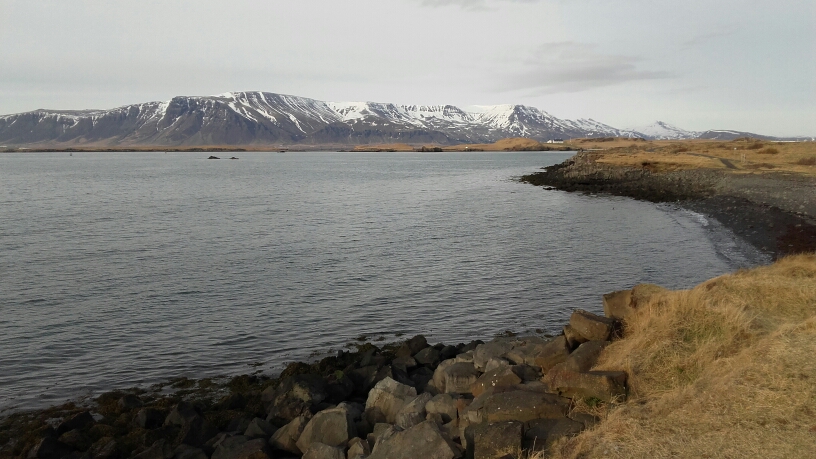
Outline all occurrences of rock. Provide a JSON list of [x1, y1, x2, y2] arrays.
[[469, 367, 522, 397], [212, 436, 272, 459], [602, 289, 633, 320], [173, 444, 208, 459], [207, 156, 220, 159], [473, 421, 522, 459], [26, 437, 71, 459], [391, 355, 417, 372], [523, 418, 585, 451], [368, 421, 461, 459], [511, 364, 541, 382], [504, 338, 550, 366], [302, 442, 345, 459], [483, 358, 510, 373], [466, 390, 570, 424], [270, 414, 310, 454], [443, 362, 481, 394], [532, 336, 571, 373], [85, 437, 117, 459], [177, 416, 218, 448], [132, 439, 173, 459], [425, 394, 459, 424], [57, 428, 91, 451], [454, 352, 474, 364], [562, 325, 587, 350], [56, 411, 94, 435], [395, 393, 433, 429], [296, 406, 358, 452], [414, 347, 441, 367], [569, 309, 617, 342], [430, 359, 456, 393], [164, 402, 199, 427], [364, 377, 417, 424], [544, 364, 627, 401], [564, 341, 610, 372], [117, 394, 143, 411], [630, 283, 668, 308], [366, 423, 394, 448], [217, 393, 247, 411], [135, 408, 166, 429], [406, 335, 430, 355], [243, 417, 276, 439], [472, 341, 514, 371], [409, 366, 435, 393], [263, 374, 328, 423], [227, 415, 253, 434], [347, 437, 371, 459], [439, 345, 458, 361]]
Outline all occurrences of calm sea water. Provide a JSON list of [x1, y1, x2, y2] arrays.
[[0, 151, 768, 412]]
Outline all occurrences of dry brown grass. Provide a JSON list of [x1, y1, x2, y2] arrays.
[[542, 254, 816, 458]]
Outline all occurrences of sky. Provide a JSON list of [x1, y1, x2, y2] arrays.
[[0, 0, 814, 136]]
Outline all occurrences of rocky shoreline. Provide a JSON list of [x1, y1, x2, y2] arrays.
[[0, 289, 652, 459], [520, 151, 816, 258]]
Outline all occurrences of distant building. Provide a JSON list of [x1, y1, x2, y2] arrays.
[[547, 139, 564, 144]]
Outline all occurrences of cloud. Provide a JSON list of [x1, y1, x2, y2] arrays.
[[682, 29, 735, 48], [417, 0, 540, 10], [501, 42, 671, 94]]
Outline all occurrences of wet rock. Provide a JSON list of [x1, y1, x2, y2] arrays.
[[544, 364, 627, 401], [414, 347, 441, 367], [364, 377, 417, 424], [217, 393, 247, 411], [391, 356, 417, 372], [56, 411, 95, 435], [602, 289, 634, 321], [473, 421, 522, 459], [57, 428, 91, 451], [296, 406, 358, 452], [212, 436, 272, 459], [395, 393, 433, 429], [442, 362, 481, 395], [409, 366, 435, 393], [117, 394, 144, 411], [532, 336, 571, 373], [177, 416, 218, 448], [569, 309, 617, 342], [132, 439, 173, 459], [302, 442, 345, 459], [264, 374, 328, 423], [26, 437, 71, 459], [564, 341, 610, 372], [406, 335, 430, 355], [243, 417, 276, 439], [470, 367, 522, 398], [164, 402, 199, 427], [368, 421, 461, 459], [269, 414, 310, 454], [135, 408, 166, 429], [425, 394, 459, 424]]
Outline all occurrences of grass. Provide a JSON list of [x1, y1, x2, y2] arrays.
[[535, 254, 816, 458]]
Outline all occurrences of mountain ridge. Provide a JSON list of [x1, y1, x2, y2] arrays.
[[0, 91, 809, 147]]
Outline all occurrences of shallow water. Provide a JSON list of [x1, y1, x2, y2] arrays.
[[0, 151, 768, 411]]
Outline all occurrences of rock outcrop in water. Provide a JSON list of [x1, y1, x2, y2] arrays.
[[0, 288, 662, 459]]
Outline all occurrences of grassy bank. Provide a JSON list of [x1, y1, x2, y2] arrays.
[[549, 253, 816, 458]]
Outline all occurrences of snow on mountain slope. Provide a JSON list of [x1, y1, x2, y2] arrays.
[[630, 121, 699, 140]]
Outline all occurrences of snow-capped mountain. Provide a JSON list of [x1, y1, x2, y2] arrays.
[[629, 121, 699, 140], [0, 92, 788, 147]]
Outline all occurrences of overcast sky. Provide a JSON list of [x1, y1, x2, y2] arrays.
[[1, 0, 813, 135]]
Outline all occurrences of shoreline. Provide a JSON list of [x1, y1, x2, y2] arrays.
[[520, 151, 816, 259]]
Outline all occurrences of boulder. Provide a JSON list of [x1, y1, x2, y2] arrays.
[[414, 347, 441, 367], [395, 393, 433, 429], [391, 355, 418, 372], [442, 362, 481, 394], [425, 394, 459, 424], [430, 359, 456, 393], [26, 437, 72, 459], [56, 411, 95, 435], [409, 366, 435, 393], [263, 374, 328, 423], [532, 336, 571, 373], [454, 352, 474, 364], [117, 394, 143, 411], [172, 445, 208, 459], [302, 442, 345, 459], [564, 341, 609, 372], [544, 364, 627, 401], [569, 309, 617, 342], [562, 325, 587, 350], [602, 289, 633, 320], [211, 436, 272, 459], [58, 428, 91, 451], [439, 345, 459, 361], [269, 414, 310, 454], [472, 341, 514, 371], [364, 377, 417, 424], [511, 364, 541, 382], [217, 393, 247, 411], [135, 408, 166, 429], [473, 421, 522, 459], [85, 437, 117, 459], [366, 423, 394, 448], [296, 406, 357, 452], [504, 337, 550, 366], [467, 390, 570, 424], [469, 367, 522, 398], [630, 283, 668, 308], [523, 418, 585, 452], [132, 439, 172, 459], [177, 416, 218, 448], [368, 421, 462, 459], [347, 437, 371, 459], [243, 417, 276, 439], [164, 402, 199, 427], [483, 358, 510, 373]]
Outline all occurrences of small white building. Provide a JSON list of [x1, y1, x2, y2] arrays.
[[546, 139, 564, 144]]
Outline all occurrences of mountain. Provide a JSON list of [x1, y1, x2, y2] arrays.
[[0, 92, 804, 147], [629, 121, 699, 140], [0, 92, 643, 147]]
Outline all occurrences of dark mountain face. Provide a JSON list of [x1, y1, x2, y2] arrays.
[[0, 91, 789, 147]]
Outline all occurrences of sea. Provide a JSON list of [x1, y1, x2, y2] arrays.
[[0, 151, 769, 412]]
